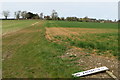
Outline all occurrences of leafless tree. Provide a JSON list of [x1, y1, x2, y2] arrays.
[[21, 11, 27, 19], [2, 11, 10, 19], [14, 11, 21, 19], [40, 13, 43, 19], [51, 10, 58, 20]]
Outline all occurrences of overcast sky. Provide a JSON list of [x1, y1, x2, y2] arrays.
[[0, 2, 118, 20]]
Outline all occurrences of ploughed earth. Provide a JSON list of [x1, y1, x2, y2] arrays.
[[45, 27, 119, 78]]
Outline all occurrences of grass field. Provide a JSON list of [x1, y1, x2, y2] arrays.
[[2, 20, 81, 78], [2, 20, 118, 78], [2, 20, 40, 34], [45, 21, 118, 57], [45, 20, 118, 29]]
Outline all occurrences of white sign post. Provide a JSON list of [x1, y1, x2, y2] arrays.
[[72, 66, 109, 77]]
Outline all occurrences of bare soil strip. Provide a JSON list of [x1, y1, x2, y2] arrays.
[[45, 27, 117, 42], [46, 27, 117, 36]]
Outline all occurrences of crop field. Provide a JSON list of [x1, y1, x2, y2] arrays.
[[46, 21, 118, 57], [45, 20, 118, 29], [2, 20, 119, 78]]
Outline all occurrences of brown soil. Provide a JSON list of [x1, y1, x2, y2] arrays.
[[45, 27, 117, 43], [61, 47, 119, 78], [46, 27, 117, 37]]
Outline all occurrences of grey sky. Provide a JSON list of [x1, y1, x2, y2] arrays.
[[0, 2, 118, 20]]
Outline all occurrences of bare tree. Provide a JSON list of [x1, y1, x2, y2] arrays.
[[2, 11, 10, 19], [14, 11, 21, 19], [21, 11, 27, 19], [51, 10, 58, 20], [40, 13, 43, 19]]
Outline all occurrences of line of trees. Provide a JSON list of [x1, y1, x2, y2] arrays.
[[14, 11, 41, 19], [2, 10, 117, 23], [2, 10, 42, 20], [2, 10, 56, 20]]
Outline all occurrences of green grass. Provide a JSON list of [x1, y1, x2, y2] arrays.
[[2, 20, 81, 78], [2, 20, 40, 34], [2, 20, 119, 78], [72, 33, 118, 56], [45, 20, 118, 29], [45, 20, 118, 57]]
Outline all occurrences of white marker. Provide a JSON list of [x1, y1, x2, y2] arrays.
[[72, 66, 109, 77]]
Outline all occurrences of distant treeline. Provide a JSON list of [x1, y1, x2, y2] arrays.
[[2, 10, 118, 23]]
